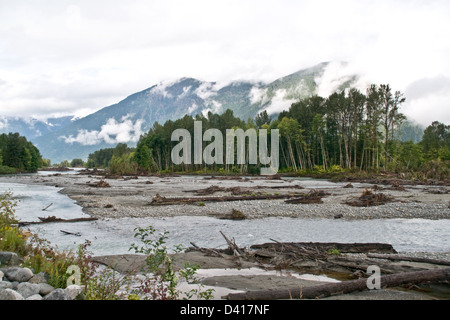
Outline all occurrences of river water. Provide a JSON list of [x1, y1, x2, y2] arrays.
[[1, 171, 449, 256]]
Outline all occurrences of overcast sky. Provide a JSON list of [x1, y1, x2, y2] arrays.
[[1, 0, 449, 127]]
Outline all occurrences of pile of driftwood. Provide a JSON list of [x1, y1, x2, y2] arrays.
[[86, 180, 111, 188], [184, 184, 303, 196], [284, 190, 330, 204], [343, 188, 394, 207], [187, 232, 450, 300]]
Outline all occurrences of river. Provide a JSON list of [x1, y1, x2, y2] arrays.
[[1, 171, 449, 256]]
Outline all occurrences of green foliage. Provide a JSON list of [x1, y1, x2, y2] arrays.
[[109, 152, 138, 175], [129, 226, 214, 300], [420, 121, 450, 161], [86, 143, 135, 169], [327, 248, 341, 255], [0, 132, 43, 172], [70, 158, 85, 167], [0, 192, 76, 288]]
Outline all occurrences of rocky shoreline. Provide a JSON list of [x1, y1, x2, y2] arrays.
[[0, 252, 82, 300]]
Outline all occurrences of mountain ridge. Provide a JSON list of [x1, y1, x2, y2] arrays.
[[2, 61, 360, 162]]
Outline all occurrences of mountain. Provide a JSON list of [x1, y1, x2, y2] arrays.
[[0, 115, 75, 141], [12, 62, 359, 163]]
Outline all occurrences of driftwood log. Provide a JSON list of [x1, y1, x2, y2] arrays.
[[250, 242, 397, 254], [18, 216, 97, 227], [225, 268, 450, 300], [60, 230, 82, 236], [367, 253, 450, 267], [149, 193, 301, 206]]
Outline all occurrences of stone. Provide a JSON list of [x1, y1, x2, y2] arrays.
[[0, 288, 24, 300], [0, 281, 13, 290], [44, 288, 72, 300], [29, 272, 49, 284], [0, 270, 3, 281], [26, 294, 43, 300], [0, 252, 20, 266], [65, 285, 84, 300], [17, 282, 41, 299], [38, 283, 55, 296], [4, 267, 34, 282]]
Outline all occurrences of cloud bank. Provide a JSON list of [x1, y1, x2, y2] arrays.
[[0, 0, 449, 126], [60, 115, 143, 146]]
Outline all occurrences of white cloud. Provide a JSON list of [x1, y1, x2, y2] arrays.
[[0, 116, 8, 130], [263, 89, 296, 115], [0, 0, 449, 124], [60, 115, 143, 146], [187, 103, 199, 114], [249, 86, 268, 105], [150, 80, 176, 99]]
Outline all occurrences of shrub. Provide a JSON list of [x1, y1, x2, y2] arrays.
[[129, 226, 214, 300]]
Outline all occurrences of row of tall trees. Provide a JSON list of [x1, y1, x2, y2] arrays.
[[0, 132, 43, 172], [86, 83, 448, 177], [276, 84, 407, 171]]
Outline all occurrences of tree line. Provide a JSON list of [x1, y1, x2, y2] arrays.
[[83, 83, 448, 178], [0, 132, 43, 173]]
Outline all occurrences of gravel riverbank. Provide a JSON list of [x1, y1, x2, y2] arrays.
[[1, 172, 449, 220], [1, 172, 449, 300]]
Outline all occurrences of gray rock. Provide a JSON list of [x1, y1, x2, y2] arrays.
[[65, 285, 84, 300], [17, 282, 41, 299], [44, 288, 72, 300], [0, 288, 24, 300], [0, 252, 20, 266], [4, 267, 34, 283], [29, 272, 49, 284], [38, 283, 55, 296], [9, 281, 19, 290], [26, 294, 43, 300], [0, 281, 13, 290], [0, 270, 3, 281]]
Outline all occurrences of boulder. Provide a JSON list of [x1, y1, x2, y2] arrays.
[[65, 285, 84, 300], [0, 270, 3, 281], [26, 294, 43, 300], [0, 281, 13, 290], [3, 267, 34, 283], [0, 288, 24, 300], [17, 282, 41, 299], [38, 283, 55, 296], [0, 252, 20, 266], [29, 272, 49, 284], [44, 288, 72, 300]]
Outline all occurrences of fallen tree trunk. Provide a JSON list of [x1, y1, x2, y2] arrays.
[[42, 203, 53, 211], [149, 193, 300, 206], [18, 216, 98, 227], [367, 253, 450, 267], [250, 242, 397, 254], [225, 268, 450, 300], [183, 185, 304, 196], [60, 230, 81, 236]]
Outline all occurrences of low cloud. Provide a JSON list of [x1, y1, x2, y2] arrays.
[[0, 116, 8, 130], [248, 86, 268, 105], [60, 115, 143, 146], [315, 61, 363, 97], [263, 89, 296, 115], [403, 76, 450, 127]]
